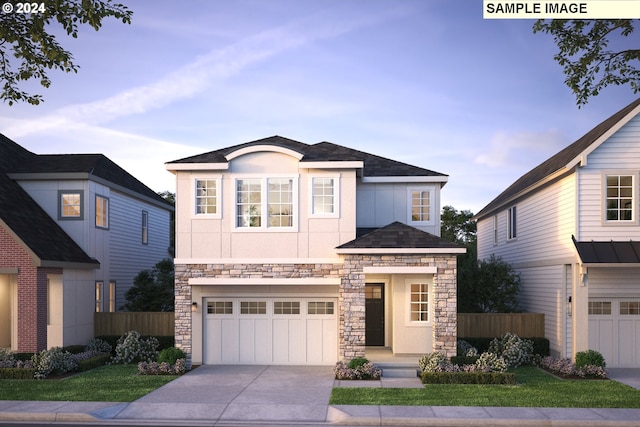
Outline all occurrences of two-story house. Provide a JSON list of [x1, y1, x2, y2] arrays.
[[0, 135, 173, 352], [166, 136, 464, 367], [475, 98, 640, 368]]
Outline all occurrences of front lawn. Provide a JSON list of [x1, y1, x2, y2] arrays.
[[0, 364, 178, 402], [330, 366, 640, 408]]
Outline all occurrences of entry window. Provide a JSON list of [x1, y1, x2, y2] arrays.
[[59, 190, 83, 219], [589, 301, 612, 315], [240, 301, 266, 314], [308, 301, 334, 315], [410, 283, 429, 322], [274, 301, 300, 315], [208, 301, 233, 314], [606, 175, 633, 221], [365, 285, 383, 299], [620, 301, 640, 315]]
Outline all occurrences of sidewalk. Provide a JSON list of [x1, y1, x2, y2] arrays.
[[0, 366, 639, 426]]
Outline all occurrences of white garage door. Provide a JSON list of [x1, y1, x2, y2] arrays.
[[204, 298, 337, 365], [589, 298, 640, 367]]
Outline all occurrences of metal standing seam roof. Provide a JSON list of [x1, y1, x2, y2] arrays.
[[572, 236, 640, 264]]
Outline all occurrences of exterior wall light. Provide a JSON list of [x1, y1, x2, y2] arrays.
[[192, 302, 198, 312]]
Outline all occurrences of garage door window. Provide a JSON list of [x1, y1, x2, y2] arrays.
[[589, 301, 611, 315], [308, 301, 334, 314], [620, 301, 640, 315], [208, 301, 233, 314], [241, 301, 266, 314], [274, 301, 300, 314]]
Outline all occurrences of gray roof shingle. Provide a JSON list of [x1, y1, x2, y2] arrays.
[[337, 221, 462, 250], [475, 98, 640, 220], [167, 135, 447, 179]]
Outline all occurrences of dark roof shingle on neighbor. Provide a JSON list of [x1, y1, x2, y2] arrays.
[[167, 135, 448, 179], [337, 221, 463, 250], [475, 98, 640, 220]]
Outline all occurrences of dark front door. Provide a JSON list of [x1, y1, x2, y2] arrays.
[[365, 283, 385, 346]]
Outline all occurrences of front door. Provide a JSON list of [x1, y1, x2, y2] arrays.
[[365, 284, 384, 346]]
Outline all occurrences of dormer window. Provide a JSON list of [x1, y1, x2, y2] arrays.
[[59, 190, 83, 220]]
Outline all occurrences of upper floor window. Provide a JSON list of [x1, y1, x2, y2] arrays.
[[311, 177, 337, 216], [59, 190, 83, 220], [141, 211, 148, 244], [493, 215, 498, 244], [507, 206, 517, 240], [408, 188, 432, 224], [195, 179, 218, 215], [605, 175, 633, 222], [96, 195, 109, 229], [236, 177, 296, 229]]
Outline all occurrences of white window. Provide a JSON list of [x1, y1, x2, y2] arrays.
[[620, 301, 640, 315], [308, 301, 334, 315], [240, 301, 267, 314], [408, 187, 433, 224], [96, 195, 109, 229], [195, 179, 218, 215], [59, 190, 83, 219], [606, 175, 634, 222], [410, 283, 429, 322], [108, 281, 116, 312], [236, 177, 297, 230], [141, 211, 148, 244], [274, 301, 300, 315], [311, 177, 338, 216], [507, 206, 517, 240], [588, 301, 611, 315], [493, 215, 498, 244], [208, 301, 233, 314], [95, 281, 103, 312]]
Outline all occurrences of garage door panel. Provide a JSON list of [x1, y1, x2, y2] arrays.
[[618, 320, 636, 367], [206, 318, 237, 363], [307, 318, 337, 364], [239, 319, 269, 364]]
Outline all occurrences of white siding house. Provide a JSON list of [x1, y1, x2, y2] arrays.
[[0, 136, 173, 352], [475, 99, 640, 367], [166, 136, 464, 367]]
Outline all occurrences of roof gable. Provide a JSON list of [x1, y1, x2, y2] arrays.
[[475, 98, 640, 220], [166, 135, 448, 179]]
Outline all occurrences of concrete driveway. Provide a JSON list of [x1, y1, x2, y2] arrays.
[[114, 365, 335, 423]]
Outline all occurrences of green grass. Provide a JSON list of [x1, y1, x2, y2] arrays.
[[330, 366, 640, 408], [0, 364, 178, 402]]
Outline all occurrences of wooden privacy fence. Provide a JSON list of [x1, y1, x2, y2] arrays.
[[94, 312, 174, 336], [458, 313, 545, 338]]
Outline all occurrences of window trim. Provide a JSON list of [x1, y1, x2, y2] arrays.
[[507, 206, 517, 241], [407, 186, 435, 225], [58, 190, 84, 220], [95, 195, 110, 229], [603, 173, 636, 224], [193, 177, 221, 219], [309, 175, 340, 218], [234, 175, 299, 231], [407, 280, 431, 325]]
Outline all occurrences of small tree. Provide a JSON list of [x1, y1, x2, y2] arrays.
[[121, 258, 174, 312], [458, 255, 521, 313]]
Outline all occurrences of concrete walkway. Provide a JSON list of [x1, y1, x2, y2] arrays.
[[0, 365, 640, 426]]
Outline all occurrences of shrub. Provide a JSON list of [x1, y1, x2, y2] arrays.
[[451, 356, 480, 366], [459, 337, 550, 357], [62, 345, 86, 354], [421, 371, 516, 385], [111, 331, 159, 364], [474, 352, 507, 373], [418, 352, 451, 373], [539, 356, 607, 379], [0, 368, 37, 379], [138, 358, 186, 375], [334, 360, 382, 380], [575, 349, 606, 368], [86, 338, 112, 355], [32, 347, 78, 379], [158, 347, 186, 365], [488, 333, 535, 368], [457, 340, 479, 357], [347, 357, 369, 369]]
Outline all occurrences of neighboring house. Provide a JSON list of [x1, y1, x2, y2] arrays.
[[475, 98, 640, 368], [166, 136, 464, 367], [0, 135, 173, 353]]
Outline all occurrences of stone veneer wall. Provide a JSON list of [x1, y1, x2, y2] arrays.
[[175, 255, 458, 366]]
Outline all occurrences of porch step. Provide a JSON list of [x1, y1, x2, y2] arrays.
[[376, 362, 420, 378]]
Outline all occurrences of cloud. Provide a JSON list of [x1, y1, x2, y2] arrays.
[[3, 3, 416, 139], [475, 128, 567, 169]]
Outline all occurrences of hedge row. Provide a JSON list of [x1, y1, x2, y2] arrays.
[[421, 371, 517, 385], [459, 337, 550, 356], [0, 368, 36, 379], [96, 335, 175, 354], [78, 354, 111, 372]]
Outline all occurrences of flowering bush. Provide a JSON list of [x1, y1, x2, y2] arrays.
[[334, 360, 382, 379], [86, 338, 112, 355], [539, 356, 607, 378], [457, 340, 479, 357], [111, 331, 159, 364], [138, 358, 186, 375], [488, 333, 535, 369], [419, 351, 507, 374], [418, 352, 452, 372], [32, 347, 78, 379], [474, 352, 508, 373]]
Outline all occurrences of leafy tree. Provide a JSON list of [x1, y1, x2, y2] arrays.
[[0, 0, 132, 106], [458, 254, 521, 313], [441, 205, 476, 245], [121, 258, 174, 312], [534, 19, 640, 107]]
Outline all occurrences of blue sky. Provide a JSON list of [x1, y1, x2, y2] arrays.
[[1, 0, 638, 213]]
